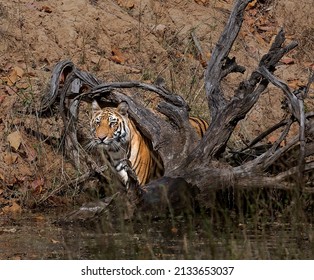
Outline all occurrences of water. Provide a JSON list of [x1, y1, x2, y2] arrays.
[[0, 210, 313, 259]]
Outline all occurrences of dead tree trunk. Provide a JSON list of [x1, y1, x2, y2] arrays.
[[35, 0, 314, 216]]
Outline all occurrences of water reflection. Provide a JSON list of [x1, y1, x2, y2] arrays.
[[0, 211, 313, 260]]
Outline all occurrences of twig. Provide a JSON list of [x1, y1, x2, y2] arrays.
[[239, 117, 292, 152], [304, 71, 314, 98], [191, 30, 206, 67], [221, 57, 246, 78], [275, 161, 314, 183], [258, 119, 295, 169], [258, 66, 300, 120], [37, 170, 95, 205], [298, 97, 305, 187]]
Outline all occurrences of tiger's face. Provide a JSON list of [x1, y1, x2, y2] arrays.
[[90, 100, 130, 152]]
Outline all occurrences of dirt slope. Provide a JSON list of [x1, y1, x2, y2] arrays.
[[0, 0, 313, 211]]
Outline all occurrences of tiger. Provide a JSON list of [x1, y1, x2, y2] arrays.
[[89, 100, 208, 187]]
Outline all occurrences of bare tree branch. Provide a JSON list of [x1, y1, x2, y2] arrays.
[[258, 66, 300, 120], [204, 0, 252, 120]]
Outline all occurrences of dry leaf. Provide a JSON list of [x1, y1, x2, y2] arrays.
[[111, 47, 126, 64], [14, 66, 24, 78], [247, 0, 257, 9], [303, 62, 314, 70], [2, 202, 22, 214], [24, 142, 37, 162], [3, 152, 18, 165], [267, 132, 285, 146], [91, 55, 101, 64], [0, 95, 6, 104], [34, 215, 45, 221], [7, 131, 22, 151], [3, 66, 24, 86], [248, 8, 257, 16], [267, 135, 277, 144], [39, 5, 53, 13], [111, 55, 124, 64], [16, 82, 29, 89], [287, 79, 303, 89], [51, 238, 60, 244], [186, 53, 194, 60], [31, 177, 44, 194], [4, 85, 16, 95], [199, 56, 207, 68], [117, 0, 135, 9], [280, 57, 294, 65], [11, 202, 22, 213], [171, 227, 178, 234], [5, 70, 18, 86], [152, 24, 167, 37]]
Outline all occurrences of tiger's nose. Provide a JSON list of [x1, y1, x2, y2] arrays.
[[98, 136, 107, 142]]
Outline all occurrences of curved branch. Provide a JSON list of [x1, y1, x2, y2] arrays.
[[91, 81, 187, 107], [39, 60, 75, 116], [258, 66, 300, 119]]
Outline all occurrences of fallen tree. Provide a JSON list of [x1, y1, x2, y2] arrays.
[[34, 0, 314, 218]]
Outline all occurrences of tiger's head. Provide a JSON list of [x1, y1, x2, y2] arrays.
[[89, 100, 131, 152]]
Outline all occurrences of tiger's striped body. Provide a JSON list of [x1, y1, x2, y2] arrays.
[[90, 100, 208, 187], [189, 117, 209, 138]]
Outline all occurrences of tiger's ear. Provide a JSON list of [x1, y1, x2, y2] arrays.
[[92, 100, 102, 112], [117, 101, 129, 116]]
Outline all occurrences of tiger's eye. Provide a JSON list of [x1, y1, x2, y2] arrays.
[[95, 116, 101, 124]]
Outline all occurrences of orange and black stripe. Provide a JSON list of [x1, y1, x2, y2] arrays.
[[189, 117, 209, 137]]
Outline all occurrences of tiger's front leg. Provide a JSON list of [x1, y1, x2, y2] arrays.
[[114, 158, 138, 189]]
